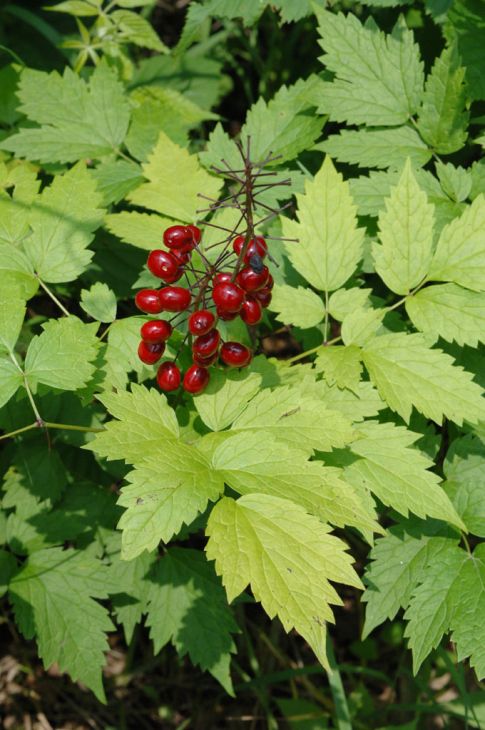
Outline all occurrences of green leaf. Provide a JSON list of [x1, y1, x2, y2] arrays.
[[25, 316, 99, 392], [111, 9, 167, 52], [0, 550, 17, 597], [206, 494, 362, 667], [341, 307, 383, 347], [317, 126, 431, 170], [435, 161, 472, 203], [0, 244, 37, 300], [444, 434, 485, 484], [89, 384, 179, 465], [90, 160, 143, 206], [362, 332, 485, 425], [428, 195, 485, 291], [127, 131, 222, 222], [0, 65, 21, 126], [211, 432, 380, 536], [104, 210, 176, 251], [373, 160, 435, 295], [315, 346, 363, 392], [194, 369, 262, 432], [406, 284, 485, 347], [347, 421, 465, 529], [46, 1, 100, 15], [80, 283, 117, 323], [444, 480, 485, 538], [268, 285, 325, 328], [23, 162, 105, 284], [3, 441, 67, 503], [315, 10, 424, 125], [146, 547, 238, 693], [230, 385, 355, 453], [0, 359, 23, 410], [0, 288, 26, 354], [312, 380, 386, 422], [1, 63, 131, 163], [363, 519, 458, 636], [282, 156, 364, 292], [417, 46, 469, 154], [108, 548, 155, 643], [9, 547, 114, 701], [328, 287, 372, 322], [117, 445, 224, 558], [445, 0, 485, 101], [101, 316, 148, 391]]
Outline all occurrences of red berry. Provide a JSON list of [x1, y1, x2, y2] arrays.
[[159, 286, 192, 312], [254, 288, 272, 308], [236, 265, 269, 292], [147, 250, 179, 280], [213, 272, 233, 287], [192, 350, 218, 367], [138, 340, 165, 365], [240, 298, 262, 325], [220, 342, 252, 368], [212, 282, 244, 313], [140, 319, 173, 343], [188, 309, 216, 336], [163, 225, 194, 251], [216, 307, 238, 321], [171, 249, 191, 265], [266, 273, 274, 290], [193, 329, 220, 358], [183, 365, 210, 394], [157, 361, 181, 392], [135, 289, 162, 314], [233, 235, 268, 262], [187, 225, 201, 245]]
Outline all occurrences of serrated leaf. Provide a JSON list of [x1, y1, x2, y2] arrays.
[[373, 160, 435, 295], [363, 518, 458, 636], [315, 10, 424, 125], [318, 126, 431, 170], [9, 547, 114, 701], [23, 163, 105, 283], [328, 287, 372, 322], [436, 161, 472, 202], [445, 0, 485, 101], [89, 384, 179, 465], [4, 441, 67, 503], [444, 434, 485, 484], [128, 131, 222, 222], [311, 380, 386, 422], [428, 195, 485, 291], [444, 480, 485, 538], [46, 1, 100, 15], [117, 445, 224, 558], [111, 9, 167, 51], [347, 421, 464, 529], [0, 288, 26, 354], [90, 159, 143, 206], [101, 316, 148, 391], [206, 494, 362, 667], [194, 369, 262, 432], [0, 244, 37, 300], [406, 284, 485, 347], [108, 547, 156, 642], [417, 46, 469, 154], [146, 548, 238, 693], [282, 156, 364, 292], [80, 283, 117, 323], [315, 345, 363, 392], [25, 316, 99, 392], [362, 332, 485, 425], [268, 285, 325, 328], [104, 210, 176, 251], [1, 63, 130, 163], [0, 550, 17, 597], [341, 307, 383, 347], [0, 360, 22, 410]]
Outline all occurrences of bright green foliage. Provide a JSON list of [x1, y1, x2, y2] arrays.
[[373, 161, 435, 295], [314, 346, 363, 392], [0, 361, 23, 410], [0, 287, 26, 354], [80, 283, 117, 323], [145, 548, 238, 692], [328, 287, 372, 322], [110, 9, 167, 51], [0, 244, 38, 300], [282, 156, 364, 291], [269, 285, 325, 328], [0, 63, 131, 163], [318, 127, 431, 169], [315, 9, 423, 125], [194, 370, 262, 432], [206, 494, 362, 667], [436, 161, 472, 202], [405, 284, 485, 346], [341, 307, 383, 347], [104, 210, 177, 250], [9, 547, 115, 701]]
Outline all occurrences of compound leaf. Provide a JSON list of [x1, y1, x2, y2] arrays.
[[268, 285, 325, 328], [318, 126, 431, 169]]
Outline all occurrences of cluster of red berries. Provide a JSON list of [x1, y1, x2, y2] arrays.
[[134, 224, 273, 394]]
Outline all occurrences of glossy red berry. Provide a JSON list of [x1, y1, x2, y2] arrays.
[[236, 265, 269, 292], [212, 282, 244, 313], [216, 307, 238, 321], [187, 225, 202, 245], [220, 342, 252, 368], [233, 235, 268, 262], [193, 329, 220, 358], [158, 286, 192, 312], [138, 340, 165, 365], [147, 250, 179, 280], [254, 287, 272, 308], [266, 273, 274, 290], [140, 319, 172, 344], [240, 298, 262, 325], [213, 272, 233, 287], [183, 365, 210, 394], [135, 289, 162, 314], [163, 225, 195, 251], [192, 350, 218, 367], [171, 249, 191, 265], [156, 361, 181, 392], [188, 309, 216, 336]]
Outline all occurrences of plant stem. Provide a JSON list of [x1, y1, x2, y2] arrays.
[[326, 635, 352, 730], [0, 421, 105, 441], [285, 335, 342, 365], [37, 278, 70, 317], [0, 423, 37, 441], [324, 290, 329, 343]]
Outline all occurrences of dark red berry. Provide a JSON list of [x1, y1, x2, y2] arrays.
[[187, 225, 201, 245], [220, 342, 252, 368], [236, 265, 269, 293], [212, 282, 244, 313], [147, 250, 179, 280], [183, 365, 210, 394], [163, 225, 194, 251], [157, 361, 181, 391], [138, 340, 165, 365], [192, 350, 218, 367], [188, 309, 216, 336], [240, 298, 262, 325], [233, 235, 268, 263], [135, 289, 162, 314], [193, 329, 220, 358], [140, 319, 172, 344], [213, 272, 232, 287], [158, 286, 192, 312], [266, 273, 274, 290], [171, 249, 191, 265], [254, 288, 272, 308], [216, 307, 238, 321]]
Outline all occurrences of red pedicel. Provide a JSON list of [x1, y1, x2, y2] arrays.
[[220, 341, 252, 368], [188, 309, 216, 336], [135, 289, 162, 314], [183, 365, 210, 394], [158, 286, 192, 312], [140, 319, 172, 344], [138, 340, 165, 365], [156, 361, 181, 391], [212, 282, 244, 313]]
